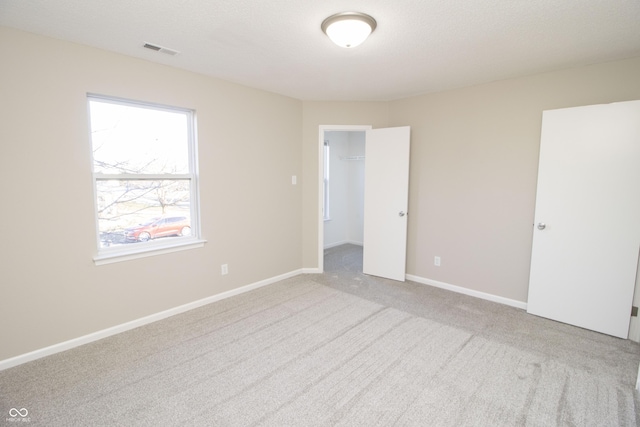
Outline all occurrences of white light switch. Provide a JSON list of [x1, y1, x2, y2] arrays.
[[292, 175, 297, 185]]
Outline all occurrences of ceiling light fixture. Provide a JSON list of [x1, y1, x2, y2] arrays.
[[321, 12, 377, 48]]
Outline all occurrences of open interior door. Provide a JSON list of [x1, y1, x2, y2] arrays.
[[363, 126, 411, 281]]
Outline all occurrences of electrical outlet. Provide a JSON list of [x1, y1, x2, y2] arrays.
[[221, 264, 228, 275], [434, 256, 441, 267]]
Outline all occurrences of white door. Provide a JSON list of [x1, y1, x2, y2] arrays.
[[363, 126, 411, 281], [527, 101, 640, 338]]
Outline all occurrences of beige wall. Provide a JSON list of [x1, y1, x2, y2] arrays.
[[0, 27, 303, 361], [387, 58, 640, 302], [3, 25, 640, 362], [303, 58, 640, 302], [301, 58, 640, 304]]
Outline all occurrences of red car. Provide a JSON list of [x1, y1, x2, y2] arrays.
[[124, 216, 191, 242]]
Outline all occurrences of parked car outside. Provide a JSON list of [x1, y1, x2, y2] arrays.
[[124, 216, 191, 242]]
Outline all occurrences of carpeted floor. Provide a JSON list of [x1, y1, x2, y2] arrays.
[[1, 243, 639, 426]]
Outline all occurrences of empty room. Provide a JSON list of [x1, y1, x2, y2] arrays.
[[2, 1, 640, 425]]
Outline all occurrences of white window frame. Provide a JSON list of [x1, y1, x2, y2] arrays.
[[88, 94, 205, 265], [323, 140, 331, 221]]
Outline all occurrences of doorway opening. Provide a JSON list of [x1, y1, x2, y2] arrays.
[[318, 125, 371, 273]]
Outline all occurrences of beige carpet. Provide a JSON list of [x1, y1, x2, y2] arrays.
[[1, 244, 639, 426]]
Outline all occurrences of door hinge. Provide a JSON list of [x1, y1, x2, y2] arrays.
[[632, 306, 638, 317]]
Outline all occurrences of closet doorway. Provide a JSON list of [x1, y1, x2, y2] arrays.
[[318, 125, 411, 280], [321, 128, 368, 272]]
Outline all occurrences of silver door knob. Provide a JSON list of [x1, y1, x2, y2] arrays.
[[537, 223, 546, 230], [399, 211, 406, 217]]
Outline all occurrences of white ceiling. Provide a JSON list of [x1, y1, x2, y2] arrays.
[[2, 0, 640, 101]]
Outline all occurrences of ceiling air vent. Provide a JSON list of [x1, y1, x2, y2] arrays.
[[143, 42, 179, 56]]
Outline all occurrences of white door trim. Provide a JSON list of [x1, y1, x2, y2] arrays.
[[318, 125, 372, 273]]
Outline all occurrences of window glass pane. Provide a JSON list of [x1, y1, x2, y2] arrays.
[[323, 142, 330, 220], [89, 100, 189, 174], [96, 179, 191, 247]]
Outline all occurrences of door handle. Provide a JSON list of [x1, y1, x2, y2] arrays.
[[399, 211, 406, 217], [537, 223, 546, 230]]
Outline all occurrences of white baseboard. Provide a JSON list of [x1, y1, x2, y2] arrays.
[[0, 269, 304, 372], [302, 267, 322, 274], [405, 274, 528, 310]]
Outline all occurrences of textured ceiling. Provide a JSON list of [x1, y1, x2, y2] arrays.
[[1, 0, 640, 101]]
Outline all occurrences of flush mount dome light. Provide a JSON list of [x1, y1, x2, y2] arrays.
[[321, 12, 377, 48]]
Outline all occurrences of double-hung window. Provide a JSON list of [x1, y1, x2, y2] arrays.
[[88, 95, 203, 264]]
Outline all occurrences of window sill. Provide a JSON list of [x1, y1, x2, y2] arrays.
[[93, 238, 207, 266]]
